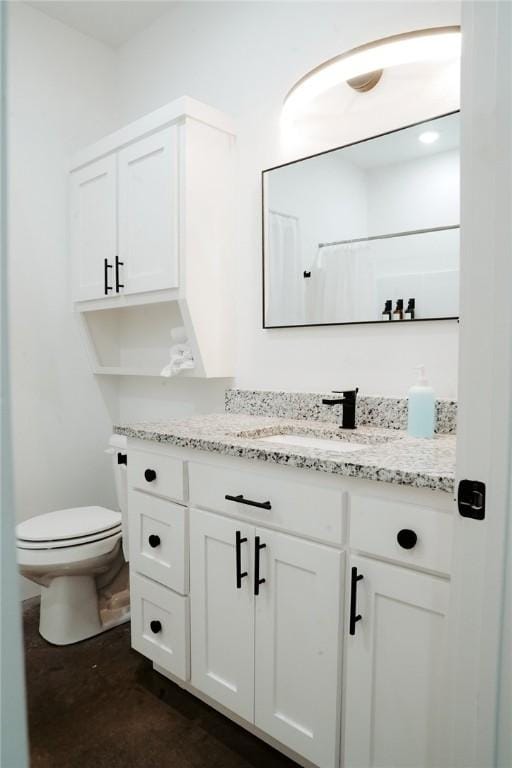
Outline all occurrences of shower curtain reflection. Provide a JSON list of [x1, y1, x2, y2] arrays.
[[308, 242, 376, 324], [266, 211, 304, 326]]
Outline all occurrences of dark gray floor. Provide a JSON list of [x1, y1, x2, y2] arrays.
[[23, 600, 297, 768]]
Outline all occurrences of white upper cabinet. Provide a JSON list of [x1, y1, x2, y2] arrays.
[[70, 97, 236, 379], [70, 155, 117, 301], [118, 127, 179, 295]]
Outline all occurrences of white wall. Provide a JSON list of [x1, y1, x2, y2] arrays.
[[114, 1, 460, 407], [7, 3, 462, 530], [7, 3, 119, 596]]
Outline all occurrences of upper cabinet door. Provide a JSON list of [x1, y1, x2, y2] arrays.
[[70, 155, 117, 302], [118, 127, 179, 295], [189, 508, 255, 723], [344, 555, 450, 768], [254, 529, 342, 768]]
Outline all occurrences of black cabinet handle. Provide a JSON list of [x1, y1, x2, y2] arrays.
[[104, 258, 113, 294], [254, 536, 266, 596], [235, 530, 248, 589], [349, 566, 364, 636], [150, 620, 162, 634], [148, 534, 160, 549], [117, 452, 127, 466], [115, 255, 124, 292], [225, 494, 271, 511], [397, 529, 418, 550], [144, 469, 157, 483]]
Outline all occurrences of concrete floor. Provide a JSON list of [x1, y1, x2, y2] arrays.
[[23, 600, 297, 768]]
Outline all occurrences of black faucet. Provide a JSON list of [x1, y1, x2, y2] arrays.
[[322, 388, 359, 430]]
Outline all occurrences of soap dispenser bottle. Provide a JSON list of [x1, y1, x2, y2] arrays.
[[407, 365, 435, 438]]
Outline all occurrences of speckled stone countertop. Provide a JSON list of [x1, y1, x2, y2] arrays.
[[115, 413, 456, 494]]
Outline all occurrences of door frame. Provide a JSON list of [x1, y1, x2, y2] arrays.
[[449, 3, 512, 766]]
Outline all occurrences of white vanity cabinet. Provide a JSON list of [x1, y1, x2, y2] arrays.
[[189, 510, 255, 722], [124, 440, 454, 768], [343, 555, 450, 768], [253, 527, 342, 768], [190, 508, 342, 768]]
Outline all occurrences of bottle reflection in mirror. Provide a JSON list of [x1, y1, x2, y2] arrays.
[[404, 298, 416, 320]]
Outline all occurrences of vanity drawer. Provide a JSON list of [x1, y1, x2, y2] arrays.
[[128, 490, 188, 594], [130, 574, 190, 681], [128, 448, 185, 503], [349, 495, 453, 575], [188, 460, 344, 544]]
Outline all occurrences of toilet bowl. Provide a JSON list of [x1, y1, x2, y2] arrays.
[[16, 436, 130, 645]]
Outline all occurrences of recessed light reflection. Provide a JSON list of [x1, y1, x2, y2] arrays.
[[419, 131, 440, 144]]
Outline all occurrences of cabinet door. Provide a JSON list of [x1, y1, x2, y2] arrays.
[[190, 508, 254, 722], [344, 555, 450, 768], [254, 529, 342, 768], [118, 127, 179, 295], [70, 155, 117, 301]]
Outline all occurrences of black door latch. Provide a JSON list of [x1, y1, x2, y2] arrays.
[[458, 479, 485, 520]]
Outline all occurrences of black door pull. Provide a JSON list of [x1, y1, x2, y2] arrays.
[[115, 255, 124, 292], [235, 530, 248, 589], [144, 469, 157, 483], [349, 566, 364, 636], [254, 536, 266, 596], [148, 534, 160, 549], [225, 494, 271, 511], [104, 258, 113, 294]]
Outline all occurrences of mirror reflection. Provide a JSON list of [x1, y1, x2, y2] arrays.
[[263, 112, 460, 327]]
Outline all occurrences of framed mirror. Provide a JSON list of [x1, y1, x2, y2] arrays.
[[262, 111, 460, 328]]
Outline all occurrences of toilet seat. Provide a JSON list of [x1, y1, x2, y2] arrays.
[[17, 531, 123, 569], [17, 525, 122, 550], [16, 506, 122, 549]]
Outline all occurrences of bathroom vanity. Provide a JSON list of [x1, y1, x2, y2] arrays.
[[116, 391, 456, 768]]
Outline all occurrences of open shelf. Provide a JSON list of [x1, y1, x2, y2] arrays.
[[79, 300, 203, 378]]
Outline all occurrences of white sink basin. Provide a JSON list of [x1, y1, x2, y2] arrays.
[[257, 433, 367, 453]]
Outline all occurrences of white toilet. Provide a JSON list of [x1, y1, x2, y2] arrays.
[[16, 435, 130, 645]]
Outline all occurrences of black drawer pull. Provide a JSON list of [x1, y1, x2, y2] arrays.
[[144, 469, 157, 483], [254, 536, 266, 596], [235, 530, 248, 589], [117, 452, 127, 466], [148, 534, 160, 549], [150, 620, 162, 634], [397, 529, 418, 550], [349, 566, 364, 636], [225, 494, 271, 511]]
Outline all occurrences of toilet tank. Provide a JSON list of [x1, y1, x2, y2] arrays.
[[107, 434, 129, 560]]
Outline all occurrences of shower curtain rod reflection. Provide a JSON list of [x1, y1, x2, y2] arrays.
[[318, 223, 460, 249]]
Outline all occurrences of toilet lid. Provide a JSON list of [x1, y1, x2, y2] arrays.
[[16, 506, 122, 543]]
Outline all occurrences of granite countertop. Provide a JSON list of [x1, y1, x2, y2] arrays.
[[114, 413, 456, 494]]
